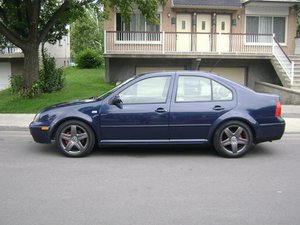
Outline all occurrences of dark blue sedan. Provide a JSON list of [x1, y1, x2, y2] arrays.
[[30, 71, 285, 158]]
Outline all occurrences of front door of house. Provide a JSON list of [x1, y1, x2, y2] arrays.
[[216, 15, 231, 52], [197, 14, 211, 52], [176, 14, 192, 52]]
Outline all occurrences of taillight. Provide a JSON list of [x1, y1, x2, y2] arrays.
[[275, 101, 282, 117]]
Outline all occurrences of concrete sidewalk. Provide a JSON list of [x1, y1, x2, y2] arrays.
[[0, 105, 299, 133]]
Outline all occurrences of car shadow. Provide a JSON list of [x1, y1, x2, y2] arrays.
[[245, 143, 275, 157], [93, 143, 274, 158], [93, 144, 217, 158], [32, 142, 274, 158]]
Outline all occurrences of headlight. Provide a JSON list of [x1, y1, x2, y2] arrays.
[[33, 113, 41, 122]]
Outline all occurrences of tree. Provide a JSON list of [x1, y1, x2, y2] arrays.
[[71, 7, 103, 58], [0, 0, 166, 96]]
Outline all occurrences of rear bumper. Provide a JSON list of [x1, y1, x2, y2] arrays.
[[255, 118, 285, 143]]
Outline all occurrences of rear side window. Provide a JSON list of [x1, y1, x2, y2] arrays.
[[212, 80, 233, 101], [176, 76, 233, 102], [176, 76, 212, 102]]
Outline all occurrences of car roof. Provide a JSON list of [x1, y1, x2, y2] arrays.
[[136, 70, 226, 81]]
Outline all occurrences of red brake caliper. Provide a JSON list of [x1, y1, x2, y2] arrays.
[[64, 131, 70, 145]]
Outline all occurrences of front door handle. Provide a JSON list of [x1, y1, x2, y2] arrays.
[[213, 105, 225, 111], [155, 108, 167, 113]]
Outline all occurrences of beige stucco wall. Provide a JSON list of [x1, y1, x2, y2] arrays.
[[162, 0, 175, 32], [232, 8, 244, 34], [104, 7, 115, 31], [285, 6, 297, 54]]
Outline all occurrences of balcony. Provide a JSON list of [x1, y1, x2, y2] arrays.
[[0, 46, 22, 55], [104, 31, 279, 55], [104, 31, 294, 85]]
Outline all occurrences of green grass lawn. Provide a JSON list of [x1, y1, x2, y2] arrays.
[[0, 67, 115, 113]]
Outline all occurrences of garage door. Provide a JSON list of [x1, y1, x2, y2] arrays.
[[136, 67, 184, 75], [200, 67, 246, 85], [0, 62, 11, 91]]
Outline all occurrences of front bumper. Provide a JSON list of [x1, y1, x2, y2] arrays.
[[29, 122, 52, 144]]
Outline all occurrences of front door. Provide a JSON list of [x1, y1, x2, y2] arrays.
[[216, 15, 231, 52], [176, 14, 192, 52], [197, 14, 211, 52], [100, 76, 172, 142]]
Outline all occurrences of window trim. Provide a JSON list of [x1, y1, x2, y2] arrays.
[[245, 15, 287, 46]]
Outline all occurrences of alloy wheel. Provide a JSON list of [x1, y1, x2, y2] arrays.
[[59, 124, 90, 155]]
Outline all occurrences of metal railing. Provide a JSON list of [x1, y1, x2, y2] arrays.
[[104, 31, 294, 84], [0, 46, 21, 54], [105, 31, 275, 54], [272, 35, 294, 85]]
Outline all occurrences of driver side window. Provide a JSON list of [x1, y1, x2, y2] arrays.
[[119, 76, 171, 104]]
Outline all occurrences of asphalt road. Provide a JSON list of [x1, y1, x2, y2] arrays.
[[1, 130, 300, 225]]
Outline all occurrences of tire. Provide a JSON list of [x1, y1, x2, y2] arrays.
[[55, 120, 95, 157], [213, 120, 253, 158]]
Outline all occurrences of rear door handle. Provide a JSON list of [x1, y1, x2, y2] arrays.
[[213, 105, 225, 111], [155, 108, 167, 113]]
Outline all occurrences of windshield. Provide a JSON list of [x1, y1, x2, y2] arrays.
[[97, 76, 136, 100]]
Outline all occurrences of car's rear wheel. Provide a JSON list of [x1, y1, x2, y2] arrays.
[[55, 120, 95, 157], [213, 120, 253, 158]]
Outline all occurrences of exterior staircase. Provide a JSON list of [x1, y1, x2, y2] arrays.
[[271, 55, 300, 91], [288, 55, 300, 90]]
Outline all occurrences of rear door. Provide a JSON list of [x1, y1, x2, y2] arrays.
[[169, 74, 236, 141]]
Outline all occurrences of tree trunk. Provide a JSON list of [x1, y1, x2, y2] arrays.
[[22, 46, 40, 95], [41, 42, 47, 72]]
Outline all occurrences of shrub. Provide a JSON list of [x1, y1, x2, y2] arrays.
[[9, 51, 65, 97], [75, 49, 103, 68], [39, 51, 65, 93], [10, 74, 23, 94]]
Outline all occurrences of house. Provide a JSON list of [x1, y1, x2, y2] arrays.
[[0, 33, 70, 91], [42, 31, 71, 68], [0, 53, 23, 91], [104, 0, 300, 92]]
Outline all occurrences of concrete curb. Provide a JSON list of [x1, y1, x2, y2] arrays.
[[0, 126, 29, 131], [0, 114, 34, 128]]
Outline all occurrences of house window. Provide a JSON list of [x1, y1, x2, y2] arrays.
[[246, 16, 286, 43], [116, 13, 161, 41]]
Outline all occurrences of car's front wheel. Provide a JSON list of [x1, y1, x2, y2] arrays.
[[55, 120, 95, 157], [213, 120, 253, 158]]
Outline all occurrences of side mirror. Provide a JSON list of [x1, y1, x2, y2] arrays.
[[111, 95, 123, 108]]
